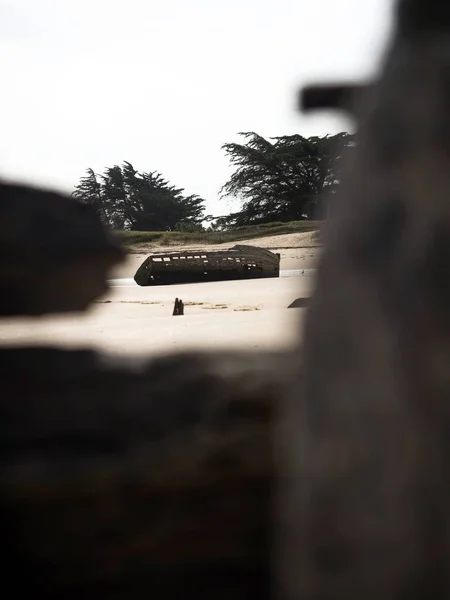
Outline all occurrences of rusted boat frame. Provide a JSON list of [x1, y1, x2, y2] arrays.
[[134, 244, 281, 286]]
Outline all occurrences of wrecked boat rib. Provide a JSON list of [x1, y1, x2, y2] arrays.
[[134, 244, 280, 286]]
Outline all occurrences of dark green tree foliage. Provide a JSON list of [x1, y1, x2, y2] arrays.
[[72, 168, 107, 223], [220, 132, 352, 224], [100, 165, 128, 229], [73, 162, 205, 231]]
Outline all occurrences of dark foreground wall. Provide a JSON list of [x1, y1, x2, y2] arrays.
[[1, 347, 288, 598]]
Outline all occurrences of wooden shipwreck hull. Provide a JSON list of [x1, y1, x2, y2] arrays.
[[134, 244, 281, 286]]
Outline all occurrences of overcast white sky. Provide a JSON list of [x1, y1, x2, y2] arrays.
[[1, 0, 393, 215]]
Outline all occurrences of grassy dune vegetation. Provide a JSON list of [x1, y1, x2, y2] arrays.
[[119, 220, 322, 250]]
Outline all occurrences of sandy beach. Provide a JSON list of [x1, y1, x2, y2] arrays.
[[0, 233, 320, 356]]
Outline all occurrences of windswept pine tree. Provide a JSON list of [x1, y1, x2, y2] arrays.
[[73, 162, 205, 231], [220, 132, 352, 225], [72, 168, 108, 223]]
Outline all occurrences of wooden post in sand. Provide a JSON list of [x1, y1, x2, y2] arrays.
[[172, 298, 184, 316]]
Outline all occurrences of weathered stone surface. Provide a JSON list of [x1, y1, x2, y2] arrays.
[[300, 82, 371, 116], [0, 347, 292, 597], [0, 181, 125, 315], [280, 1, 450, 599]]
